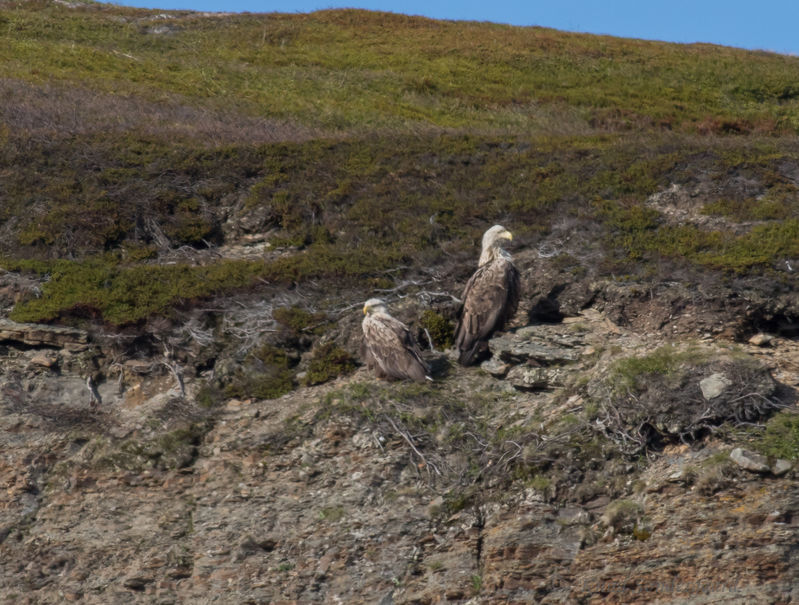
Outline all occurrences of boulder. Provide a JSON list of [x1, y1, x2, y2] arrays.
[[730, 448, 770, 473], [771, 459, 793, 476]]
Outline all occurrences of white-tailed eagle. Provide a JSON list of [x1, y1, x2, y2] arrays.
[[453, 225, 520, 366], [362, 298, 432, 383]]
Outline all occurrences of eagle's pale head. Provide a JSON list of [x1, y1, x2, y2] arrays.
[[479, 225, 513, 265], [363, 298, 389, 316]]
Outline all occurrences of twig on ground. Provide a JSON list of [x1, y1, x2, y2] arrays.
[[384, 415, 442, 477]]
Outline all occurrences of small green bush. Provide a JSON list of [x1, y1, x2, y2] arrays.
[[755, 411, 799, 460], [273, 306, 330, 336], [419, 309, 453, 350], [224, 344, 296, 400], [303, 342, 356, 386], [599, 347, 781, 453], [195, 382, 226, 408]]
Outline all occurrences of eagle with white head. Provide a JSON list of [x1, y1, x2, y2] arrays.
[[361, 298, 432, 383], [453, 225, 520, 365]]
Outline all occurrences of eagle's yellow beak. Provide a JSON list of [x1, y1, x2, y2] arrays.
[[504, 230, 513, 241], [363, 305, 368, 315]]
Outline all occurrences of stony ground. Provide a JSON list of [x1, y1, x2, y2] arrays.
[[1, 295, 797, 604]]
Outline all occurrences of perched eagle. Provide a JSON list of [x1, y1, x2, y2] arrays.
[[453, 225, 520, 366], [361, 298, 432, 383]]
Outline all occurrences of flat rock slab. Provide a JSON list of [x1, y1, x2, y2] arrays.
[[0, 319, 89, 351], [489, 326, 583, 365]]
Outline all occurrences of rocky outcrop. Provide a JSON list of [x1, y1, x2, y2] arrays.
[[0, 319, 89, 351], [480, 318, 599, 391], [0, 304, 797, 604]]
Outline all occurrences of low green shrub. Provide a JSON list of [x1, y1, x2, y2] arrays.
[[223, 344, 296, 400], [273, 306, 330, 336], [303, 342, 356, 386], [419, 309, 454, 350], [755, 411, 799, 460]]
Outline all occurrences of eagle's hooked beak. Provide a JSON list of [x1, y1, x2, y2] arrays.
[[503, 230, 513, 241], [363, 305, 369, 315]]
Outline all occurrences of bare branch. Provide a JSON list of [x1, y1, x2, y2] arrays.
[[162, 360, 186, 398], [384, 415, 442, 477]]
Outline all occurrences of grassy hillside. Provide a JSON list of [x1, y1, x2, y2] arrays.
[[4, 2, 799, 133], [1, 1, 798, 326]]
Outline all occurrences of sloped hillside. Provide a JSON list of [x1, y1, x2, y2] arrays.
[[0, 2, 798, 603]]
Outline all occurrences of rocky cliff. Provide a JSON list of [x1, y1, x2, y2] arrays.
[[0, 263, 797, 603], [1, 3, 799, 603]]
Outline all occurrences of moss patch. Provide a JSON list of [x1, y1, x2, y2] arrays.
[[98, 421, 210, 471]]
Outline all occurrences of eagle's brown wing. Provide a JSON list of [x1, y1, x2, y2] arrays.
[[362, 314, 431, 382], [454, 257, 520, 366]]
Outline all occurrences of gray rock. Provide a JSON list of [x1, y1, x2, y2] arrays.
[[489, 327, 581, 365], [30, 351, 59, 368], [378, 591, 394, 605], [557, 506, 591, 526], [480, 357, 510, 377], [730, 447, 770, 473], [699, 373, 732, 400], [506, 365, 566, 390], [771, 459, 793, 476], [667, 466, 688, 482]]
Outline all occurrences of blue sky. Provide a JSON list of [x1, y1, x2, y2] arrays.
[[110, 0, 799, 56]]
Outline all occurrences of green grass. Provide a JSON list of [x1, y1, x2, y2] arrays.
[[2, 5, 799, 134], [600, 198, 799, 272], [606, 345, 709, 394], [701, 183, 799, 221]]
